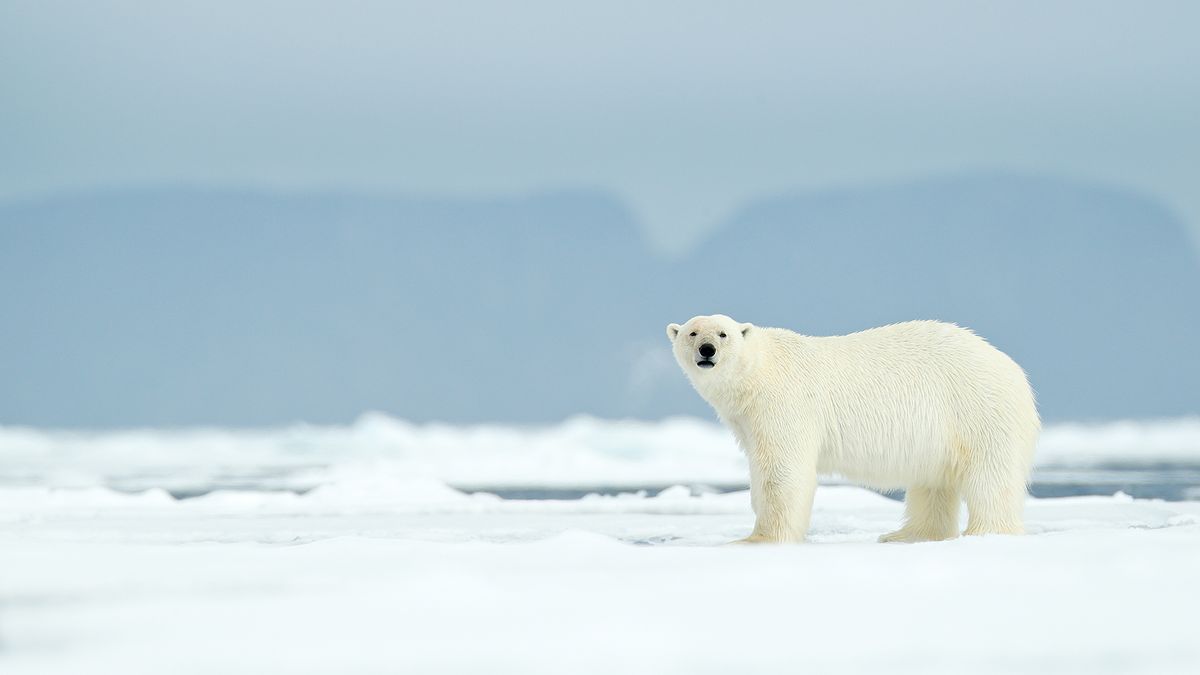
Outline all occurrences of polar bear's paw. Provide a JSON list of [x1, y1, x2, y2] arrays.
[[878, 528, 958, 543], [726, 533, 807, 545], [878, 529, 920, 543], [726, 534, 777, 545]]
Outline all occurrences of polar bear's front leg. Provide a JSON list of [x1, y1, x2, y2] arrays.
[[736, 442, 818, 544]]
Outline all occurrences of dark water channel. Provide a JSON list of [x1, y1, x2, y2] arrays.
[[458, 462, 1200, 502], [110, 462, 1200, 502]]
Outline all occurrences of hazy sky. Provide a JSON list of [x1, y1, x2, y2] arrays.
[[3, 1, 1198, 252]]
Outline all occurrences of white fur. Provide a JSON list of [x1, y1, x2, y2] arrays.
[[667, 315, 1040, 544]]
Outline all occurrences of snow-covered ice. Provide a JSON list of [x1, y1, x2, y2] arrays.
[[4, 413, 1199, 493], [2, 416, 1199, 674]]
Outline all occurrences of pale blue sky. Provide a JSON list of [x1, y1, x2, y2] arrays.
[[2, 1, 1198, 252]]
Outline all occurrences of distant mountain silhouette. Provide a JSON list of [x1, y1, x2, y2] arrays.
[[675, 174, 1200, 421], [2, 173, 1198, 427]]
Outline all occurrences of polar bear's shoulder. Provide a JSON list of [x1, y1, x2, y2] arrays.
[[747, 320, 999, 368], [840, 320, 985, 345]]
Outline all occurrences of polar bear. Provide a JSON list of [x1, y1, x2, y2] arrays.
[[667, 315, 1039, 543]]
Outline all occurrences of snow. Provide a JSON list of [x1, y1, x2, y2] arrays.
[[2, 416, 1199, 673], [1037, 417, 1200, 465], [4, 413, 1199, 493], [2, 482, 1200, 674]]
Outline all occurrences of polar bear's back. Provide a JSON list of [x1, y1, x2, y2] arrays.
[[764, 320, 1039, 488]]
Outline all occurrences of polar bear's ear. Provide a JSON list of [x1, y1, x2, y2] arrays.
[[740, 323, 753, 337], [667, 323, 681, 340]]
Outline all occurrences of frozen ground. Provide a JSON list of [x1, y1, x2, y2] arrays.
[[2, 416, 1200, 674], [4, 413, 1200, 494]]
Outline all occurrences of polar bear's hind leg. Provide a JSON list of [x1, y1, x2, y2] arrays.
[[962, 475, 1026, 535], [878, 485, 961, 543], [961, 438, 1032, 536]]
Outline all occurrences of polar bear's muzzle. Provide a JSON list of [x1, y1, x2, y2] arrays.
[[696, 342, 717, 369]]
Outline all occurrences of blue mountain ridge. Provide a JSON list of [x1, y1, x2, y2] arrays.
[[2, 173, 1197, 427]]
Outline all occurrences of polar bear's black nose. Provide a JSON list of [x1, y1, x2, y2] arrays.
[[699, 343, 716, 358]]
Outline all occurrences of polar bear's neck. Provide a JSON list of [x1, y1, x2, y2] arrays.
[[693, 328, 787, 420], [693, 328, 818, 458]]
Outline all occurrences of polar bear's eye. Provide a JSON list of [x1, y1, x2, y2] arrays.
[[719, 332, 727, 338], [689, 332, 697, 337]]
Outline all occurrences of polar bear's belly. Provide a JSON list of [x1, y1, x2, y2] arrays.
[[817, 428, 956, 490]]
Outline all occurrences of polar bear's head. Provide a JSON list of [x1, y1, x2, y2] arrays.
[[666, 314, 754, 377]]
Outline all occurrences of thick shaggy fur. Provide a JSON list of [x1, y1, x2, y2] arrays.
[[667, 315, 1040, 544]]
